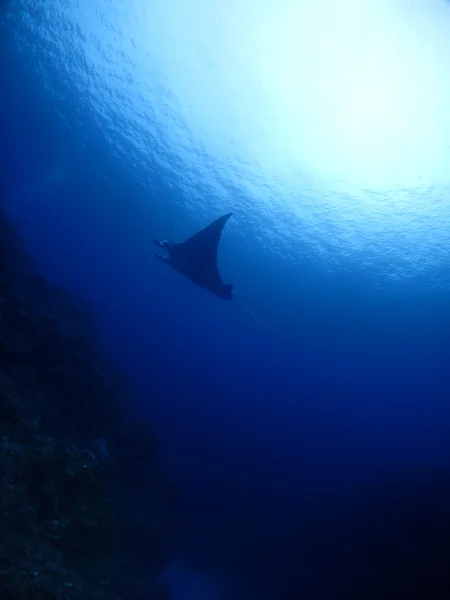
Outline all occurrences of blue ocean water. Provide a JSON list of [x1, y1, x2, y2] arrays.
[[2, 0, 450, 598]]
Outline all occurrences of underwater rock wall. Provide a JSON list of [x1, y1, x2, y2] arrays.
[[0, 207, 175, 599]]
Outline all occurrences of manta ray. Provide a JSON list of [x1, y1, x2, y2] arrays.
[[153, 213, 234, 299]]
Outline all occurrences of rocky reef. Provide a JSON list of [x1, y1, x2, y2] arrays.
[[0, 207, 175, 599]]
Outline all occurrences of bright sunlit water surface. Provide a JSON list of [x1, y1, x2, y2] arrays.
[[10, 0, 450, 295]]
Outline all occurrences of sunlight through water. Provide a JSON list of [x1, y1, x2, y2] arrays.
[[11, 0, 450, 287]]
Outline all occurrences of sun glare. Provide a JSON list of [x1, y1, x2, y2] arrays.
[[316, 40, 442, 183], [260, 0, 450, 188]]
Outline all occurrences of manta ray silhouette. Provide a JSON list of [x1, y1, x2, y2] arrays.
[[153, 213, 234, 299]]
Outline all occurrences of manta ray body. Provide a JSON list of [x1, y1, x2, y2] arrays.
[[154, 213, 233, 299]]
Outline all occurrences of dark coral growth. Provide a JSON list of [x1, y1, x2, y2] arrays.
[[0, 208, 175, 599]]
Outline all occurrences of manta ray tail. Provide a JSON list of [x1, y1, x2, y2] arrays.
[[238, 301, 270, 329]]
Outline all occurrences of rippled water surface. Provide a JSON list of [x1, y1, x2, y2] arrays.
[[9, 0, 450, 292]]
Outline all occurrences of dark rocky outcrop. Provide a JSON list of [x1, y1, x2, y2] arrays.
[[0, 207, 176, 599]]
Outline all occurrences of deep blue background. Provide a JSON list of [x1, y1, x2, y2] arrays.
[[2, 3, 450, 599]]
